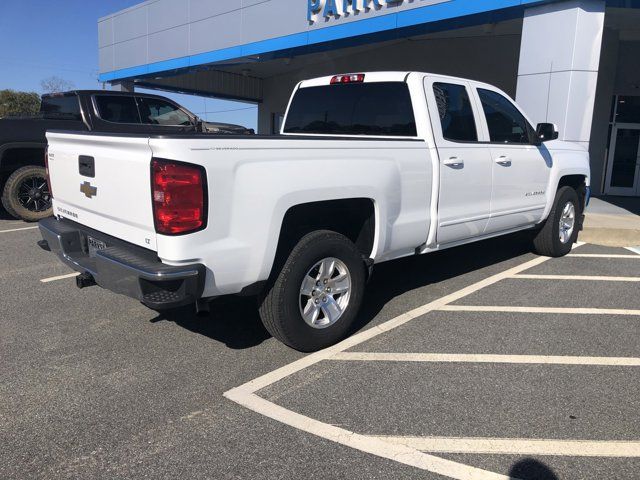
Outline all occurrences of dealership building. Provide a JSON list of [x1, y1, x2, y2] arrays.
[[98, 0, 640, 196]]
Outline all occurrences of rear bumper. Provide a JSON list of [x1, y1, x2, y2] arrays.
[[38, 217, 206, 309]]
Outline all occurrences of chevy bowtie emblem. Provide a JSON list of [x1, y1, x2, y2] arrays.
[[80, 181, 97, 198]]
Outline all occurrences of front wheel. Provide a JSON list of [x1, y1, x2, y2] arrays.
[[1, 165, 52, 222], [259, 230, 366, 352], [532, 186, 580, 257]]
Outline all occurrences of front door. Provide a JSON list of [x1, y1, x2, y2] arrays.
[[605, 125, 640, 196], [472, 87, 551, 233]]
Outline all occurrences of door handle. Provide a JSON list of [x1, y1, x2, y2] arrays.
[[495, 156, 512, 166], [444, 156, 464, 167]]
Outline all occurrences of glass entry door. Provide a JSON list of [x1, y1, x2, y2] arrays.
[[605, 125, 640, 196]]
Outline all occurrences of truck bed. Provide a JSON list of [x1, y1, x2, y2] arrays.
[[45, 129, 433, 298]]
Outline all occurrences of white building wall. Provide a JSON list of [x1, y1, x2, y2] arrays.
[[516, 0, 605, 150]]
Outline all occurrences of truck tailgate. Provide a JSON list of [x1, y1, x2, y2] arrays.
[[46, 132, 157, 251]]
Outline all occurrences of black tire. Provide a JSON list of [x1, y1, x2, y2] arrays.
[[532, 186, 580, 257], [259, 230, 366, 352], [1, 165, 52, 222]]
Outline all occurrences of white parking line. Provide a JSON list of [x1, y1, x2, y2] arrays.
[[332, 352, 640, 366], [0, 226, 38, 234], [222, 241, 640, 478], [438, 305, 640, 316], [376, 436, 640, 457], [513, 274, 640, 282], [568, 253, 640, 259], [40, 272, 79, 283], [236, 394, 513, 480], [225, 253, 559, 480]]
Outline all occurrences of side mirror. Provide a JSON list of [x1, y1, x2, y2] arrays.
[[536, 123, 559, 143]]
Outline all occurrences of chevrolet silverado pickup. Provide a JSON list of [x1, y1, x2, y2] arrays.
[[0, 90, 252, 221], [38, 72, 590, 351]]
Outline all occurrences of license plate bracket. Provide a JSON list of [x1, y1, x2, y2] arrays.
[[87, 236, 107, 257]]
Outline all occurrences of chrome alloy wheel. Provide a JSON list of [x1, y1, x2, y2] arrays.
[[299, 257, 352, 329], [558, 201, 576, 244]]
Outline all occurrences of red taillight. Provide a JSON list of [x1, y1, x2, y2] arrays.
[[44, 146, 53, 198], [330, 73, 365, 84], [152, 159, 206, 235]]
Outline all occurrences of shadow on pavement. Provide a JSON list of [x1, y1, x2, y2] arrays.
[[594, 195, 640, 215], [0, 208, 18, 221], [350, 230, 534, 334], [152, 231, 534, 350], [151, 297, 269, 350], [509, 458, 559, 480]]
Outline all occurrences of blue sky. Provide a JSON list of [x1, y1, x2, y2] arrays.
[[0, 0, 257, 129]]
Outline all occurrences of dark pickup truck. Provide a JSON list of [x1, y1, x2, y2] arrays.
[[0, 90, 253, 221]]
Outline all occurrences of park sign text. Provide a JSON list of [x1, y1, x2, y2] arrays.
[[308, 0, 409, 23]]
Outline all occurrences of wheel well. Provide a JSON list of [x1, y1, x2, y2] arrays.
[[0, 147, 45, 175], [558, 175, 587, 208], [278, 198, 376, 259]]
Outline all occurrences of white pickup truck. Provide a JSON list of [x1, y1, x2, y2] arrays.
[[39, 72, 590, 351]]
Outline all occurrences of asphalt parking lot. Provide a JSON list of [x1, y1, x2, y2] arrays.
[[2, 213, 639, 480]]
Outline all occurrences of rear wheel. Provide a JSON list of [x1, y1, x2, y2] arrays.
[[259, 230, 366, 352], [532, 186, 580, 257], [1, 166, 52, 221]]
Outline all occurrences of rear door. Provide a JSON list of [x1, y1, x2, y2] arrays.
[[472, 86, 551, 233], [425, 78, 493, 244], [46, 132, 157, 250]]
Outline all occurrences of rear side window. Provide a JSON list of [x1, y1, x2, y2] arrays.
[[95, 96, 140, 124], [433, 83, 478, 142], [283, 82, 417, 137], [138, 97, 192, 126], [40, 96, 82, 120], [477, 89, 534, 144]]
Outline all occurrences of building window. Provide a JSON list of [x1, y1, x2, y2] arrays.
[[614, 96, 640, 124], [272, 113, 284, 134]]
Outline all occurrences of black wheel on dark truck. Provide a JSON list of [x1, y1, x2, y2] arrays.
[[1, 165, 52, 222], [532, 186, 581, 257], [259, 230, 366, 352]]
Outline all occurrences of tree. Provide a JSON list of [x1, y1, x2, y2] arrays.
[[40, 76, 75, 94], [0, 90, 41, 118]]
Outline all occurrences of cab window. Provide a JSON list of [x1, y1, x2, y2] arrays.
[[477, 89, 534, 144], [284, 82, 417, 137], [40, 95, 82, 121], [95, 96, 141, 124], [137, 98, 192, 126], [432, 83, 478, 142]]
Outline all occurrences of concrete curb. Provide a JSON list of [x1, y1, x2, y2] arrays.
[[580, 227, 640, 247]]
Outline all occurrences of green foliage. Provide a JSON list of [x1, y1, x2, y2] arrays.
[[0, 90, 41, 118]]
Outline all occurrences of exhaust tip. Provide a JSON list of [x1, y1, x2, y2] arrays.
[[195, 299, 211, 317], [76, 272, 96, 289], [37, 240, 51, 252]]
